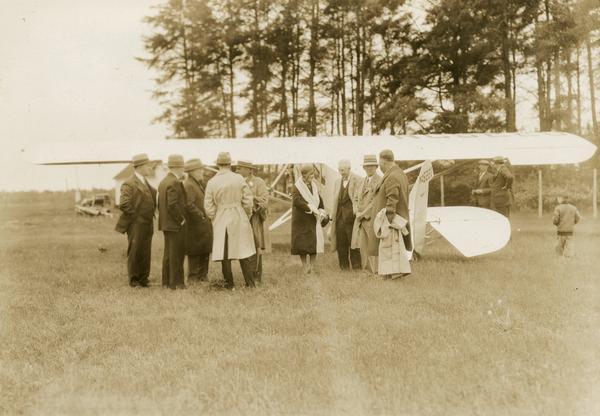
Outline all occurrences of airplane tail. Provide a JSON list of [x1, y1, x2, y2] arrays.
[[408, 161, 434, 257]]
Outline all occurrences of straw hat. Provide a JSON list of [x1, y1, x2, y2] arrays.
[[132, 153, 150, 168], [167, 154, 184, 168], [184, 158, 204, 172], [362, 154, 378, 166]]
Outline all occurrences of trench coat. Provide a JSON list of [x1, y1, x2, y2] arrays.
[[246, 174, 269, 251], [183, 176, 213, 255], [373, 209, 411, 275], [473, 170, 494, 208], [370, 164, 412, 256], [351, 173, 381, 251], [204, 169, 256, 261], [490, 164, 514, 210], [329, 172, 361, 251]]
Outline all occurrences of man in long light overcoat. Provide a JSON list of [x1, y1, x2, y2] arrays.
[[351, 154, 381, 273], [204, 152, 256, 289]]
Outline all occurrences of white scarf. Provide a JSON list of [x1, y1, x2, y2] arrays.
[[295, 178, 324, 253]]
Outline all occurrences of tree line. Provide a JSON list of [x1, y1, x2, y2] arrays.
[[140, 0, 600, 144]]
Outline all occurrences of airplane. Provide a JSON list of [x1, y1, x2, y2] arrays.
[[27, 132, 597, 258]]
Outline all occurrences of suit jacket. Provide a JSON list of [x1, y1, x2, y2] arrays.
[[473, 171, 494, 208], [246, 174, 269, 250], [351, 173, 382, 249], [183, 176, 213, 255], [115, 174, 156, 233], [329, 172, 361, 250], [158, 172, 187, 232], [371, 164, 411, 253], [491, 165, 514, 209]]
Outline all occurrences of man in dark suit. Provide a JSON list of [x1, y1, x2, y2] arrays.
[[371, 149, 412, 278], [330, 159, 361, 270], [490, 156, 514, 218], [115, 153, 157, 288], [471, 160, 494, 208], [158, 154, 187, 289], [183, 158, 213, 282]]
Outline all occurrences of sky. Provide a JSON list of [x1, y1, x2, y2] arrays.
[[0, 0, 169, 191]]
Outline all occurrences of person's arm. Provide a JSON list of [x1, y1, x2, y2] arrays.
[[184, 182, 205, 222], [480, 174, 493, 195], [254, 179, 269, 212], [502, 167, 514, 190], [119, 182, 136, 216], [552, 206, 560, 226], [167, 183, 185, 225], [204, 183, 216, 220], [292, 186, 311, 212], [241, 180, 254, 217], [384, 180, 400, 223], [574, 208, 581, 224]]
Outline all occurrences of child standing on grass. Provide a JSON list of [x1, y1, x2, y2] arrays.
[[552, 195, 581, 258]]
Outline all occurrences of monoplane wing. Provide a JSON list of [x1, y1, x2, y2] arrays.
[[27, 132, 596, 167], [426, 207, 511, 257]]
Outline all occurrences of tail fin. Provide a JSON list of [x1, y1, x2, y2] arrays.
[[408, 161, 434, 256]]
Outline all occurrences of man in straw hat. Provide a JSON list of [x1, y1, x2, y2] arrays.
[[158, 154, 187, 289], [371, 149, 412, 279], [183, 158, 213, 283], [471, 160, 494, 209], [115, 153, 157, 287], [236, 160, 269, 283], [204, 152, 256, 289], [329, 159, 361, 271], [351, 154, 382, 273], [490, 156, 514, 218]]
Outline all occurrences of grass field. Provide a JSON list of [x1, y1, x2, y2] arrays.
[[1, 199, 599, 415]]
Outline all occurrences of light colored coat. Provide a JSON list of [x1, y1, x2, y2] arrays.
[[329, 172, 361, 250], [351, 173, 381, 249], [204, 169, 256, 261], [373, 209, 411, 275]]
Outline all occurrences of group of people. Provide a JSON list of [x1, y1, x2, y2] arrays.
[[291, 150, 412, 279], [471, 156, 514, 217], [116, 149, 415, 290], [116, 152, 268, 290]]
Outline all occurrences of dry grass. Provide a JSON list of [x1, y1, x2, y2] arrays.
[[1, 200, 599, 415]]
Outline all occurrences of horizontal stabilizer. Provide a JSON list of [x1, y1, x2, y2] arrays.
[[426, 207, 510, 257]]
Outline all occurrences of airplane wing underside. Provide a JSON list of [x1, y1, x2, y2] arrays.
[[426, 207, 511, 257], [27, 132, 596, 167]]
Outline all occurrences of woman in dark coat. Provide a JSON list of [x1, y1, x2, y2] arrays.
[[291, 164, 329, 274]]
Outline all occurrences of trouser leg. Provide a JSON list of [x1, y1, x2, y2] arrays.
[[358, 227, 369, 270], [240, 256, 256, 287], [563, 236, 574, 257], [198, 254, 209, 280], [165, 230, 185, 288], [346, 223, 361, 270], [126, 225, 139, 285], [138, 224, 153, 286], [221, 231, 234, 288], [556, 236, 564, 255], [162, 232, 170, 287], [336, 223, 350, 270], [188, 255, 201, 281]]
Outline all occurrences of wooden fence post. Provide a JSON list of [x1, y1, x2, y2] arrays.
[[538, 169, 543, 218], [440, 175, 445, 207], [594, 168, 598, 219]]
